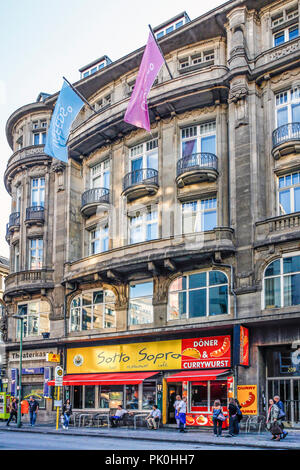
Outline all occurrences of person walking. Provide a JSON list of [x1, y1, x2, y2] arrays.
[[227, 397, 239, 437], [273, 395, 288, 439], [267, 398, 282, 441], [234, 399, 242, 435], [28, 396, 39, 427], [177, 396, 187, 433], [173, 394, 181, 429], [6, 398, 18, 426], [146, 404, 161, 429], [62, 399, 72, 430], [212, 399, 225, 437]]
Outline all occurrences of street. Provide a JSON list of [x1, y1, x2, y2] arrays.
[[0, 430, 262, 450]]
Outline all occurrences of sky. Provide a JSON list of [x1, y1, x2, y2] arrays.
[[0, 0, 226, 259]]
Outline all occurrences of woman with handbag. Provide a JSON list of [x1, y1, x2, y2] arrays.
[[212, 399, 225, 437], [62, 399, 72, 430], [266, 398, 282, 441]]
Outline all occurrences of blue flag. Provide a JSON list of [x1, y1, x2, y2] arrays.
[[44, 80, 84, 163]]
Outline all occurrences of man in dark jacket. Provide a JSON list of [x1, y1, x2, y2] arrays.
[[6, 398, 18, 426], [227, 398, 239, 437], [28, 396, 39, 427], [274, 395, 288, 439]]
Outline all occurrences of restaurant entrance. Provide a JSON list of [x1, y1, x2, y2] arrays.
[[167, 383, 182, 424]]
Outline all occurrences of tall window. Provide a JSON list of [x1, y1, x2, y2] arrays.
[[70, 289, 116, 331], [29, 238, 43, 269], [182, 198, 217, 233], [278, 172, 300, 215], [14, 243, 20, 272], [129, 209, 158, 244], [90, 160, 110, 189], [16, 301, 50, 339], [168, 271, 228, 320], [181, 122, 216, 158], [89, 225, 109, 255], [31, 178, 45, 207], [264, 255, 300, 309], [128, 281, 153, 325], [130, 139, 158, 173], [275, 88, 300, 127], [16, 186, 22, 213]]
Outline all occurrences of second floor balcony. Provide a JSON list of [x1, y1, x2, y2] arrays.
[[255, 211, 300, 248], [176, 153, 218, 187], [122, 168, 159, 201], [25, 206, 45, 226], [81, 188, 110, 217], [4, 268, 54, 298], [7, 212, 20, 231], [272, 123, 300, 159]]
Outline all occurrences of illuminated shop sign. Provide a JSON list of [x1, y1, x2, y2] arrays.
[[67, 335, 231, 374]]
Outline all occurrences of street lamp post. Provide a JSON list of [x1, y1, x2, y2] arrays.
[[13, 314, 24, 428]]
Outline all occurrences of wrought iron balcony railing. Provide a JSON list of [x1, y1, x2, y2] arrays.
[[81, 188, 110, 208], [25, 206, 45, 223], [8, 212, 20, 229], [272, 122, 300, 148], [177, 153, 218, 176], [123, 168, 159, 191]]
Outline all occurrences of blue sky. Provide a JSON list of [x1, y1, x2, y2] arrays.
[[0, 0, 225, 258]]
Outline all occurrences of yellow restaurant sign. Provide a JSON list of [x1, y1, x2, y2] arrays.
[[66, 335, 232, 374]]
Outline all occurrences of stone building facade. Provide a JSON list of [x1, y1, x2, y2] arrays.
[[3, 0, 300, 426]]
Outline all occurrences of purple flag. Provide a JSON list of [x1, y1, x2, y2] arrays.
[[124, 32, 164, 132]]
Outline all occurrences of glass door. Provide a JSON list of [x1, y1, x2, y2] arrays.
[[167, 383, 182, 423], [267, 377, 300, 425]]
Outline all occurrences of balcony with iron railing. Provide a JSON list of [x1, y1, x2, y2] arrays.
[[176, 153, 218, 187], [272, 123, 300, 159], [122, 168, 159, 201], [6, 212, 20, 240], [25, 206, 45, 226], [81, 187, 110, 217]]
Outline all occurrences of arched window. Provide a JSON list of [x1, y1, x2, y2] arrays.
[[168, 271, 228, 320], [264, 254, 300, 309], [70, 289, 116, 332]]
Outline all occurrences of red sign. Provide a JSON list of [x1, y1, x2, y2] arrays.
[[181, 335, 231, 369], [240, 326, 249, 366]]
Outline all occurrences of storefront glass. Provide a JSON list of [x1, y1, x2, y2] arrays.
[[191, 382, 208, 410], [190, 380, 227, 412], [126, 385, 139, 409], [142, 381, 156, 409], [22, 384, 46, 409], [84, 385, 95, 408]]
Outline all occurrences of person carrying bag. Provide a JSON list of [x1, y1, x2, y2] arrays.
[[212, 399, 225, 437]]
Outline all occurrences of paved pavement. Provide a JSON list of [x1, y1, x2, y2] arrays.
[[0, 421, 299, 450]]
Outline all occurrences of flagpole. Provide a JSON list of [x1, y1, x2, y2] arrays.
[[148, 25, 173, 80], [62, 76, 98, 115]]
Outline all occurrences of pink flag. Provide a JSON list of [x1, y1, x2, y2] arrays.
[[124, 32, 164, 132]]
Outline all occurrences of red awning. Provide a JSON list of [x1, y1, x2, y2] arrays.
[[48, 371, 157, 386], [166, 369, 229, 382]]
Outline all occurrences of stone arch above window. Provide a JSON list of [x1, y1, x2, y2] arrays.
[[263, 254, 300, 309]]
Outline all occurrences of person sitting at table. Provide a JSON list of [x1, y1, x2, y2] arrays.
[[109, 405, 127, 427], [146, 405, 161, 430]]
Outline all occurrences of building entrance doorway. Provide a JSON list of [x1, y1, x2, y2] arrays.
[[267, 378, 300, 427], [167, 383, 182, 424]]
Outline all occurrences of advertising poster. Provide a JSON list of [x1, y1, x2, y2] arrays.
[[237, 385, 257, 415], [233, 325, 249, 366]]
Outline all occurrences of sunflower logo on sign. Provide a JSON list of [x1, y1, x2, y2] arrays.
[[73, 354, 84, 367]]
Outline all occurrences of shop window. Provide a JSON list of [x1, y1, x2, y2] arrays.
[[168, 271, 228, 320], [128, 281, 153, 325], [126, 385, 139, 409], [264, 255, 300, 309], [142, 381, 156, 409], [16, 300, 50, 339], [22, 384, 46, 409], [73, 386, 83, 409], [210, 381, 227, 407], [101, 385, 123, 408], [84, 385, 96, 408], [191, 382, 208, 409], [70, 289, 116, 332], [190, 380, 227, 412]]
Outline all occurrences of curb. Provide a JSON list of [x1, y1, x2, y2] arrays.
[[0, 426, 295, 450]]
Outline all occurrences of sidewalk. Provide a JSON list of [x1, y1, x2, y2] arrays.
[[1, 421, 299, 449]]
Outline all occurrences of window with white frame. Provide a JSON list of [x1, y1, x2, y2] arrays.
[[168, 271, 229, 320], [155, 15, 190, 39], [274, 24, 299, 46], [90, 160, 110, 189], [16, 301, 50, 339], [278, 172, 300, 215], [29, 238, 43, 269], [264, 254, 300, 309], [14, 243, 20, 272], [89, 224, 109, 255], [70, 289, 116, 331], [275, 88, 300, 127], [182, 198, 217, 234], [128, 281, 153, 325], [129, 208, 158, 244], [179, 50, 215, 70], [272, 6, 299, 46], [32, 129, 47, 146], [130, 138, 158, 174], [181, 122, 216, 158], [31, 177, 45, 207]]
